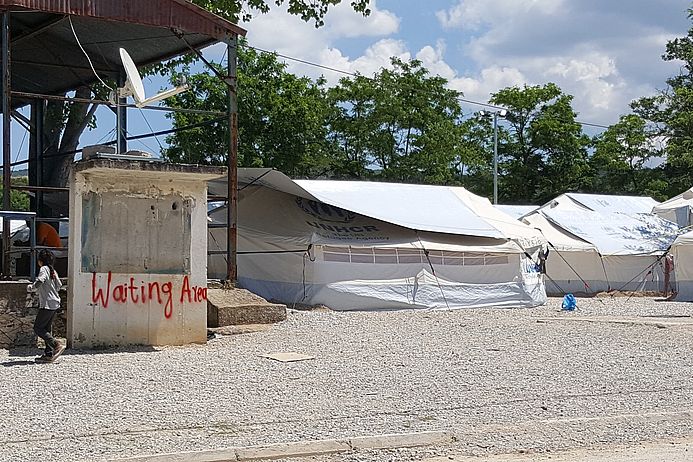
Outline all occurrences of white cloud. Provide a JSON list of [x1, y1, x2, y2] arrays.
[[242, 0, 401, 84], [313, 39, 410, 85], [415, 41, 456, 80], [238, 0, 689, 127], [436, 0, 565, 30], [325, 2, 399, 38], [449, 67, 527, 102], [435, 0, 690, 124]]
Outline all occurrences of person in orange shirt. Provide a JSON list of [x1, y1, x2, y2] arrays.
[[36, 222, 62, 248]]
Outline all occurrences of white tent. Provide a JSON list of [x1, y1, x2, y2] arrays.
[[209, 169, 548, 311], [495, 205, 538, 219], [653, 187, 693, 228], [672, 231, 693, 301], [0, 218, 27, 237], [522, 193, 679, 295]]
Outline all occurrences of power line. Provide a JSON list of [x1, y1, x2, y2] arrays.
[[7, 116, 226, 168], [242, 43, 612, 130]]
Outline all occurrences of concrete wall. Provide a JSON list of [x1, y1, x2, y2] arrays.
[[67, 159, 225, 348]]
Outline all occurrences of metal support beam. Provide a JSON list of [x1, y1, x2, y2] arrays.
[[36, 100, 44, 214], [116, 72, 127, 154], [2, 11, 11, 276], [29, 99, 45, 213], [11, 109, 30, 130], [226, 36, 238, 283]]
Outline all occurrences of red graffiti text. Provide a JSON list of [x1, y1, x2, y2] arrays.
[[91, 272, 207, 319]]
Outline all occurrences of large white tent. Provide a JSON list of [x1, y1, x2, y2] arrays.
[[209, 169, 548, 311], [672, 231, 693, 301], [495, 205, 538, 220], [653, 187, 693, 228], [521, 193, 679, 295]]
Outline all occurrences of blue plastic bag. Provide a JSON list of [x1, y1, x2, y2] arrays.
[[562, 294, 577, 311]]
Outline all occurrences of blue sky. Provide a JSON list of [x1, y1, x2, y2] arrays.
[[8, 0, 693, 170]]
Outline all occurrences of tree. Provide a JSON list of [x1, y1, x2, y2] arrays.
[[589, 114, 662, 195], [632, 7, 693, 196], [165, 44, 336, 177], [489, 83, 590, 204], [458, 116, 503, 198], [328, 58, 475, 184], [0, 176, 30, 211], [191, 0, 370, 26]]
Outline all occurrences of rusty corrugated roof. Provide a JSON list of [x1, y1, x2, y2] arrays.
[[0, 0, 246, 39], [0, 0, 246, 101]]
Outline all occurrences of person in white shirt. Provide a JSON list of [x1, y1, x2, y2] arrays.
[[30, 249, 65, 362]]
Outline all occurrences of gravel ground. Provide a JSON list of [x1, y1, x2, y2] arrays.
[[1, 296, 693, 462]]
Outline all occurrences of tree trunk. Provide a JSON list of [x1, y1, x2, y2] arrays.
[[26, 86, 97, 217], [43, 86, 97, 188]]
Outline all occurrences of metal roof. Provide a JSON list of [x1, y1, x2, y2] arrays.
[[1, 0, 246, 103]]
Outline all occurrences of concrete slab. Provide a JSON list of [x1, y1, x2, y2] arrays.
[[108, 431, 451, 462], [235, 439, 351, 460], [207, 288, 286, 327], [350, 431, 455, 450], [261, 352, 315, 362]]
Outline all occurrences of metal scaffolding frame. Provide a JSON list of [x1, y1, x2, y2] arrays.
[[0, 4, 243, 282]]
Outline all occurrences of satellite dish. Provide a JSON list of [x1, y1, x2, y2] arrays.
[[118, 48, 189, 108]]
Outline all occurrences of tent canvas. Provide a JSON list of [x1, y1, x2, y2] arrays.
[[522, 193, 678, 295], [495, 205, 538, 219], [653, 187, 693, 228], [672, 231, 693, 301], [209, 169, 547, 311]]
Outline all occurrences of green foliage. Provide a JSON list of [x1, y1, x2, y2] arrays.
[[0, 176, 30, 211], [631, 7, 693, 197], [328, 58, 478, 184], [164, 44, 336, 177], [589, 114, 661, 194], [489, 83, 590, 203], [453, 117, 496, 197], [162, 3, 693, 205], [190, 0, 370, 26]]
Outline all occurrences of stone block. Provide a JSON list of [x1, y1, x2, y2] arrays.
[[207, 288, 286, 327]]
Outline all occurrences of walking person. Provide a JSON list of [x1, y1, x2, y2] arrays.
[[29, 249, 65, 363]]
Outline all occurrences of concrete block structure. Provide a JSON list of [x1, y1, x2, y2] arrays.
[[67, 158, 225, 348]]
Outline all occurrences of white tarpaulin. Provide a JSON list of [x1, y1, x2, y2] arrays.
[[562, 193, 659, 214], [495, 205, 539, 219], [0, 218, 27, 236], [672, 231, 693, 301], [653, 187, 693, 228], [542, 209, 678, 255], [523, 193, 677, 295], [209, 169, 547, 311]]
